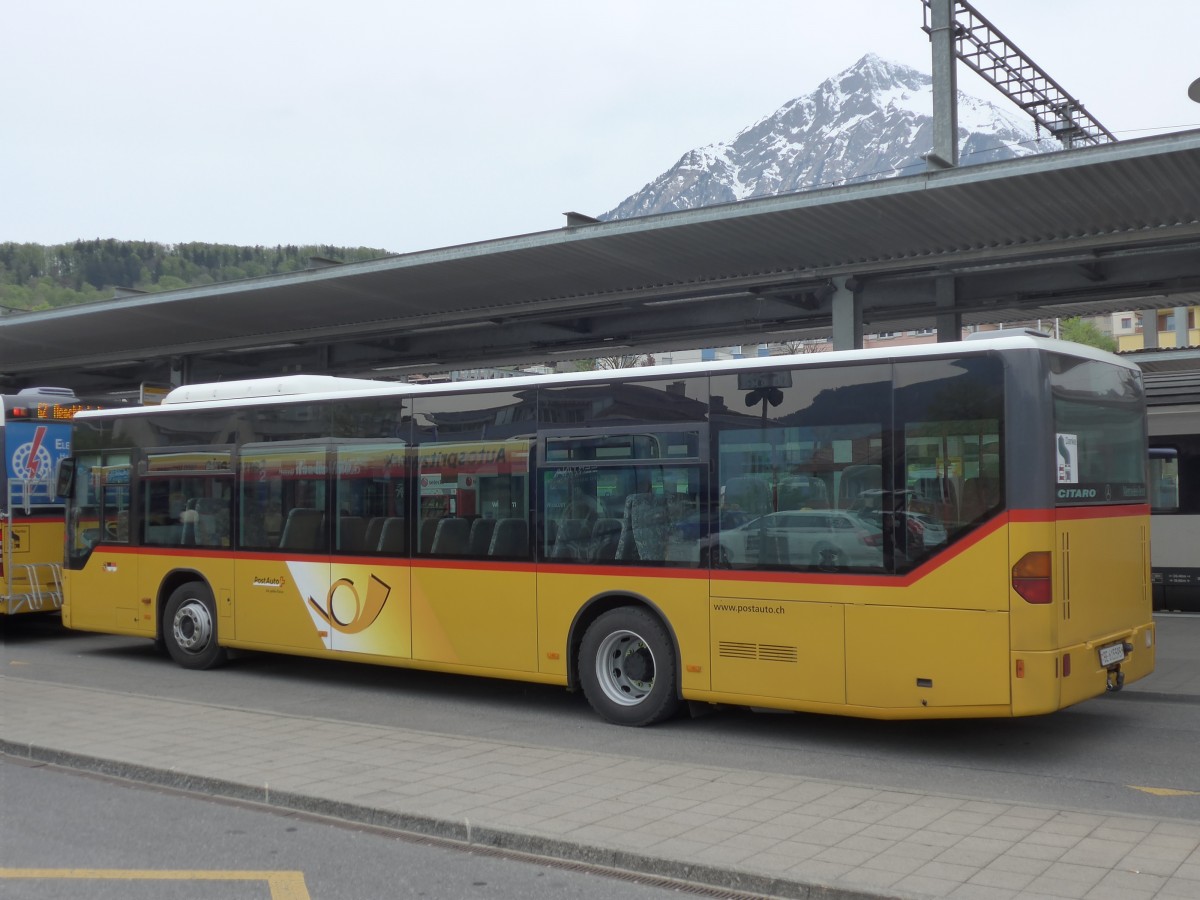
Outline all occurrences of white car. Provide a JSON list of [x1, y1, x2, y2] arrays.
[[906, 511, 948, 548], [847, 489, 949, 551], [718, 510, 884, 570]]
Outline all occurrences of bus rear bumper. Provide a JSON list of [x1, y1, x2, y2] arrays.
[[1012, 622, 1156, 716]]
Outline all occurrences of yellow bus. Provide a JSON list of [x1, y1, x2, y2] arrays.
[[59, 336, 1154, 724], [1, 388, 94, 616]]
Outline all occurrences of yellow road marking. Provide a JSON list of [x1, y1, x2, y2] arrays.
[[1127, 785, 1200, 797], [0, 868, 310, 900]]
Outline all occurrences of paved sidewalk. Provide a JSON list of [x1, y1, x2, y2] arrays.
[[3, 674, 1199, 900]]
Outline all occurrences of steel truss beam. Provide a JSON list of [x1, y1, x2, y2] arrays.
[[922, 0, 1117, 147]]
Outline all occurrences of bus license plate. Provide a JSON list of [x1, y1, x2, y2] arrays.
[[1098, 643, 1126, 667]]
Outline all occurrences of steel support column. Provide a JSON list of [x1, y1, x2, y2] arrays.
[[927, 0, 958, 170], [169, 356, 187, 388], [1142, 309, 1159, 349], [831, 276, 863, 350], [935, 277, 962, 342]]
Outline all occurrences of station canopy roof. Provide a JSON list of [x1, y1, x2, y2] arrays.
[[3, 129, 1200, 395]]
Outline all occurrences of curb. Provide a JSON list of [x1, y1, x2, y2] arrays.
[[1, 738, 906, 900]]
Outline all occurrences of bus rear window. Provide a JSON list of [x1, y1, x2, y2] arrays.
[[1049, 356, 1146, 505]]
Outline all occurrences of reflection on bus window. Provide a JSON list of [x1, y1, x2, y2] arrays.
[[77, 456, 132, 548], [894, 356, 1004, 573], [717, 425, 884, 572], [415, 439, 531, 559], [542, 431, 703, 567], [1050, 356, 1147, 504], [543, 464, 701, 566], [334, 443, 408, 555], [141, 451, 233, 548], [239, 443, 328, 553]]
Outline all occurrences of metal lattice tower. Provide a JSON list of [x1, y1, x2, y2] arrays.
[[922, 0, 1118, 153]]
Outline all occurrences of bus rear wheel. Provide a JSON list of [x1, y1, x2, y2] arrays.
[[163, 582, 226, 670], [579, 607, 680, 727]]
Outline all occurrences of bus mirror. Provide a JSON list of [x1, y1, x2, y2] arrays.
[[55, 457, 76, 499]]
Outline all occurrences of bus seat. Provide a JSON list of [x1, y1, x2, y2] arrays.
[[588, 518, 622, 561], [338, 516, 366, 552], [377, 517, 407, 554], [600, 496, 626, 519], [279, 508, 324, 551], [195, 498, 227, 545], [616, 494, 669, 562], [468, 518, 497, 557], [488, 518, 528, 557], [961, 476, 1000, 521], [363, 517, 386, 551], [418, 518, 440, 555], [551, 518, 592, 559], [431, 517, 471, 556]]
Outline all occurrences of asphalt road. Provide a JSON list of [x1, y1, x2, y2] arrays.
[[0, 755, 706, 900], [4, 613, 1199, 824]]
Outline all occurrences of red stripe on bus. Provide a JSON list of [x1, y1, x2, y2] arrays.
[[1007, 505, 1148, 523]]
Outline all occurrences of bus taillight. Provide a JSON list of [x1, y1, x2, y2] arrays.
[[1012, 551, 1052, 604]]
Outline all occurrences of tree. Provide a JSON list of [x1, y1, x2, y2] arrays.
[[0, 240, 393, 308], [1058, 317, 1117, 353], [779, 339, 830, 354], [595, 354, 651, 370]]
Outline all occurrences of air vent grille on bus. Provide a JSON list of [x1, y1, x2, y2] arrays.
[[758, 644, 799, 663], [718, 642, 798, 663]]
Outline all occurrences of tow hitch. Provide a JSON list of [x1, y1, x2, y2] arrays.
[[1106, 667, 1125, 692]]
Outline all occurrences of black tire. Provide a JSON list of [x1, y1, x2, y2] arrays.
[[162, 582, 226, 670], [579, 607, 680, 727]]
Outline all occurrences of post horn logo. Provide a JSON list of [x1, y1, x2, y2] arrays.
[[308, 574, 391, 634]]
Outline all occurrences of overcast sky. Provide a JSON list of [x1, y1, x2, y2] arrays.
[[4, 1, 1197, 254]]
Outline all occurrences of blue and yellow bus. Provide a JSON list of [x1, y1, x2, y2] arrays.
[[2, 388, 88, 615], [59, 335, 1154, 724]]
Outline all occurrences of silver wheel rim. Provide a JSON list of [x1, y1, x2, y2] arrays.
[[172, 598, 213, 655], [594, 628, 655, 707]]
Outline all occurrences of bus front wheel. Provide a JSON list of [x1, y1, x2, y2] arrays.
[[163, 582, 227, 670], [579, 607, 680, 727]]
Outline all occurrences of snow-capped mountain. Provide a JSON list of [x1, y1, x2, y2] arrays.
[[601, 53, 1059, 220]]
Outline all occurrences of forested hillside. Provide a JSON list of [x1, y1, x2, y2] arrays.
[[0, 240, 391, 311]]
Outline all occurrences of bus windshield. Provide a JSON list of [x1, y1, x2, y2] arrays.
[[1049, 355, 1147, 505]]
